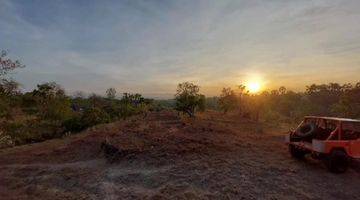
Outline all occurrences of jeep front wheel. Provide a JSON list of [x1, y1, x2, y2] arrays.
[[326, 150, 349, 173]]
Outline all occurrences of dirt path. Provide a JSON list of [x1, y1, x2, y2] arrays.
[[0, 111, 359, 199]]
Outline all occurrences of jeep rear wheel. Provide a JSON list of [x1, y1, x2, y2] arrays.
[[289, 144, 307, 159], [326, 150, 349, 173]]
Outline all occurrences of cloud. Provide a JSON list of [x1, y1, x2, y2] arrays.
[[1, 0, 360, 98]]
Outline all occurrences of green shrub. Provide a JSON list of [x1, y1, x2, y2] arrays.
[[175, 82, 205, 117], [118, 103, 136, 119], [3, 122, 25, 145], [0, 133, 14, 148], [63, 115, 86, 133], [3, 120, 64, 145], [0, 98, 10, 118], [81, 107, 111, 127], [31, 120, 64, 141]]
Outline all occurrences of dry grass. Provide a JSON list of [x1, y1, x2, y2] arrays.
[[0, 111, 359, 200]]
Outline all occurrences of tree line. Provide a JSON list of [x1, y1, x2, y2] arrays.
[[1, 50, 359, 148], [215, 83, 360, 123], [172, 81, 360, 122], [0, 51, 154, 147]]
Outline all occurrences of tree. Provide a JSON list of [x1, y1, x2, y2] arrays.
[[0, 50, 25, 77], [0, 50, 25, 119], [331, 83, 360, 118], [218, 87, 238, 113], [121, 93, 145, 106], [237, 84, 249, 115], [32, 82, 72, 121], [88, 94, 106, 108], [279, 86, 287, 95], [175, 82, 205, 117], [33, 82, 65, 100], [106, 88, 116, 99], [306, 83, 347, 115], [118, 93, 152, 118], [0, 79, 20, 96]]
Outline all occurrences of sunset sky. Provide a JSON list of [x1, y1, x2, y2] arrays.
[[1, 0, 360, 98]]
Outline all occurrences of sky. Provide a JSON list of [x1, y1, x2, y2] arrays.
[[1, 0, 360, 98]]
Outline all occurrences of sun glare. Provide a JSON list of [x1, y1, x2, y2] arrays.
[[247, 82, 261, 93]]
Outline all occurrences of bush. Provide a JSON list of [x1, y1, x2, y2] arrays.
[[0, 52, 147, 147], [32, 82, 73, 121], [175, 82, 205, 117], [218, 88, 238, 113], [30, 120, 64, 141], [63, 115, 86, 133], [81, 107, 111, 127], [262, 109, 282, 124], [3, 121, 28, 145], [3, 120, 64, 145], [0, 97, 10, 118], [0, 131, 14, 148]]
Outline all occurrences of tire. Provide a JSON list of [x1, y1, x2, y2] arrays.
[[289, 144, 307, 159], [295, 123, 317, 139], [289, 133, 302, 142], [325, 150, 349, 173]]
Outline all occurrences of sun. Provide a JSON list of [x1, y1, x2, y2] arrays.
[[247, 82, 261, 93]]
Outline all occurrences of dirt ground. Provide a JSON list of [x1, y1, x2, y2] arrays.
[[0, 111, 359, 200]]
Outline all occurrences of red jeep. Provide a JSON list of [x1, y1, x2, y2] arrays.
[[285, 116, 360, 173]]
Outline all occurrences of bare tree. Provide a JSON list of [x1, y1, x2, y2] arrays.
[[0, 50, 25, 77]]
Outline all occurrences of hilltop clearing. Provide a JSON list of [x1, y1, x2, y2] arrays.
[[0, 111, 359, 199]]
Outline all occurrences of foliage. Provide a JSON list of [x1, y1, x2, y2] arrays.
[[0, 132, 14, 149], [81, 107, 111, 127], [0, 58, 153, 147], [218, 87, 238, 113], [0, 51, 24, 120], [106, 87, 116, 99], [62, 114, 85, 133], [3, 120, 64, 145], [0, 50, 25, 77], [2, 49, 360, 148], [215, 83, 360, 123], [154, 99, 176, 110], [0, 95, 12, 118], [2, 90, 155, 145], [175, 82, 205, 117], [331, 84, 360, 118], [0, 79, 20, 96], [205, 97, 219, 111], [32, 82, 72, 121]]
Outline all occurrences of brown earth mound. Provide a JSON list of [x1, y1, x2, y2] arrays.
[[0, 111, 359, 200]]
